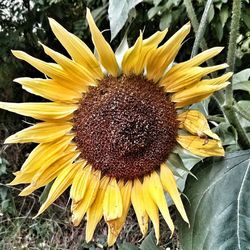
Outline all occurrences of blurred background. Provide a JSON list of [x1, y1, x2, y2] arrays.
[[0, 0, 249, 249]]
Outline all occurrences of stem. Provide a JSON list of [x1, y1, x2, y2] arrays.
[[184, 0, 250, 149], [233, 104, 250, 122], [183, 0, 209, 55], [212, 92, 224, 106], [223, 106, 250, 148], [207, 115, 225, 123], [191, 0, 213, 57], [225, 0, 241, 106], [184, 0, 225, 107], [223, 0, 250, 149]]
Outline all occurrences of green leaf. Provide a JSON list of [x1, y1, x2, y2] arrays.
[[0, 157, 8, 176], [153, 0, 162, 6], [233, 81, 250, 93], [140, 231, 160, 250], [159, 12, 172, 30], [233, 69, 250, 92], [219, 5, 229, 27], [233, 68, 250, 83], [148, 6, 162, 19], [236, 101, 250, 128], [177, 150, 250, 250], [120, 242, 140, 250], [108, 0, 142, 40], [190, 98, 210, 115], [207, 4, 214, 23], [168, 153, 197, 179], [214, 20, 223, 41], [242, 9, 250, 29], [39, 182, 53, 204], [213, 122, 237, 146]]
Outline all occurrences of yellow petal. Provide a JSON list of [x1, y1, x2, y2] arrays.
[[8, 171, 34, 185], [178, 110, 220, 140], [146, 23, 191, 82], [197, 72, 233, 86], [160, 163, 189, 224], [144, 173, 174, 235], [86, 8, 119, 77], [174, 93, 211, 108], [70, 164, 92, 203], [160, 63, 228, 92], [107, 181, 132, 247], [122, 32, 143, 75], [177, 135, 225, 157], [14, 77, 81, 102], [12, 143, 78, 187], [40, 43, 96, 91], [71, 170, 101, 226], [12, 50, 69, 81], [19, 151, 80, 196], [34, 161, 82, 217], [48, 18, 103, 79], [143, 29, 168, 47], [103, 178, 123, 221], [170, 47, 224, 72], [131, 179, 148, 237], [142, 177, 160, 244], [12, 50, 90, 92], [19, 135, 74, 173], [5, 122, 73, 144], [172, 82, 229, 107], [85, 176, 110, 243], [0, 102, 77, 121], [122, 30, 167, 76]]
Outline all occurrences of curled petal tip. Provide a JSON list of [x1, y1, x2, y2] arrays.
[[48, 17, 54, 23], [32, 213, 39, 219], [4, 138, 11, 144], [13, 77, 23, 84], [11, 50, 25, 59], [6, 181, 14, 186], [11, 50, 19, 57], [185, 21, 191, 27], [217, 46, 224, 51], [18, 191, 26, 197], [86, 7, 91, 17]]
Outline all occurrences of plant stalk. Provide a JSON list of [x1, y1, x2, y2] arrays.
[[184, 0, 250, 148], [225, 0, 241, 106], [207, 115, 225, 123], [183, 0, 212, 60], [233, 104, 250, 122], [184, 0, 225, 105], [223, 0, 250, 149], [223, 105, 250, 148], [190, 0, 213, 57]]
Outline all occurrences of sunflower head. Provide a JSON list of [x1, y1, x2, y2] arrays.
[[0, 8, 231, 246], [74, 74, 179, 180]]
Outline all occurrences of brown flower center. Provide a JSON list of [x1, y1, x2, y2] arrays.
[[73, 75, 178, 180]]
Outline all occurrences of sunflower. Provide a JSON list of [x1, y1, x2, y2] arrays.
[[0, 8, 231, 246]]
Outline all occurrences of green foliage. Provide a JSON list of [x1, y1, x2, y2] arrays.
[[0, 157, 16, 216], [177, 150, 250, 250], [108, 0, 142, 40], [233, 69, 250, 93], [120, 232, 161, 250], [139, 232, 161, 250]]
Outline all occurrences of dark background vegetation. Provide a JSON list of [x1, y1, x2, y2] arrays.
[[0, 0, 249, 249]]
